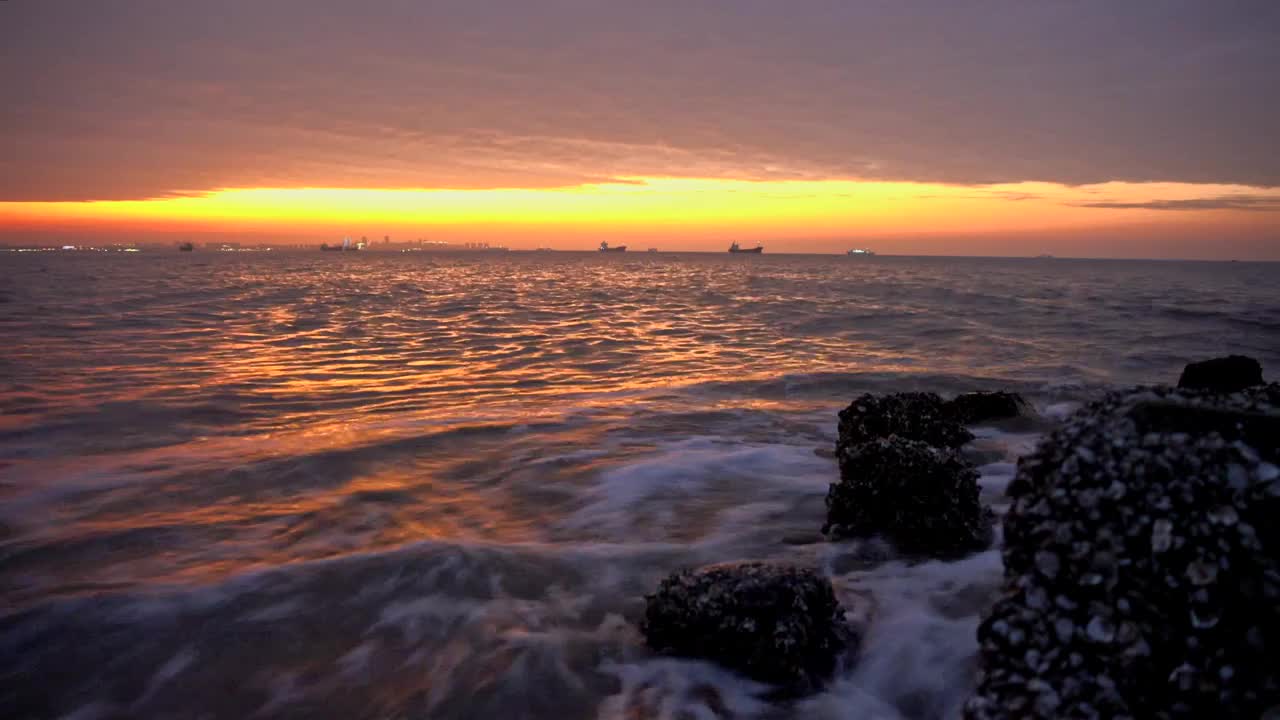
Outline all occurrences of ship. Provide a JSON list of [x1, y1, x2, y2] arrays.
[[728, 241, 763, 254], [846, 248, 875, 256], [177, 242, 194, 252], [599, 241, 626, 252], [647, 248, 658, 253]]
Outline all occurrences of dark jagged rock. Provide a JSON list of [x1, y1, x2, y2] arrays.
[[1177, 355, 1264, 393], [1126, 400, 1280, 461], [966, 385, 1280, 720], [825, 436, 993, 556], [836, 392, 973, 457], [944, 391, 1031, 424], [641, 562, 854, 693]]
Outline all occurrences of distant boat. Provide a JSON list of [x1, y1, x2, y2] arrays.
[[177, 242, 194, 252], [599, 241, 626, 253], [846, 248, 875, 256], [647, 248, 658, 253], [729, 241, 763, 254], [1035, 254, 1055, 259]]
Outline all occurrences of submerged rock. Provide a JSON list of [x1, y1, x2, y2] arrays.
[[944, 391, 1031, 424], [641, 562, 854, 693], [966, 384, 1280, 720], [1177, 355, 1264, 393], [836, 392, 973, 456], [825, 436, 993, 556]]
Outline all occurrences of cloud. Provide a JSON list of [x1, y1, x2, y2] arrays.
[[2, 0, 1279, 201], [1071, 194, 1280, 211], [914, 190, 1044, 202]]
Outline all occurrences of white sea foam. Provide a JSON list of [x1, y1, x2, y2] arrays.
[[1043, 401, 1082, 422], [131, 645, 197, 710], [977, 461, 1018, 498], [587, 547, 1004, 720], [597, 658, 773, 720], [372, 595, 477, 645], [242, 598, 303, 623], [812, 551, 1004, 719], [558, 436, 833, 542], [336, 641, 377, 679]]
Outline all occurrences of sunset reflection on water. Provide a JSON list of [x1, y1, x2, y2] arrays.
[[2, 251, 1277, 604]]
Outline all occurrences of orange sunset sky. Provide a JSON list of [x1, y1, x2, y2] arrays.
[[3, 1, 1279, 258]]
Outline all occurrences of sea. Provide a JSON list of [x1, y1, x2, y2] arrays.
[[1, 251, 1277, 719]]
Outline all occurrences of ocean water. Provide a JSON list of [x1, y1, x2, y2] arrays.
[[1, 251, 1277, 719]]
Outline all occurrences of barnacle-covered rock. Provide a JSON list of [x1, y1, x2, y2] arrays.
[[966, 384, 1280, 720], [1177, 355, 1264, 393], [944, 391, 1032, 425], [641, 562, 854, 693], [1126, 395, 1280, 461], [836, 392, 973, 456], [825, 436, 993, 556]]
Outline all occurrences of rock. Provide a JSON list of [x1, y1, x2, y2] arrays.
[[1177, 355, 1264, 393], [1126, 399, 1280, 461], [641, 562, 854, 693], [824, 436, 994, 557], [944, 391, 1031, 424], [836, 392, 973, 457], [966, 384, 1280, 720]]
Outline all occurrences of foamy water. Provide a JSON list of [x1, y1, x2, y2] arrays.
[[2, 251, 1277, 718]]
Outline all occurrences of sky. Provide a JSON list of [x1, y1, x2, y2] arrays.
[[2, 0, 1279, 257]]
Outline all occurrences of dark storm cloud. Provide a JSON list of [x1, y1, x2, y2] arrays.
[[2, 0, 1278, 201], [1073, 194, 1280, 211]]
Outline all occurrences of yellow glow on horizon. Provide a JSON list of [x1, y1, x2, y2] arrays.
[[2, 177, 1277, 239]]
